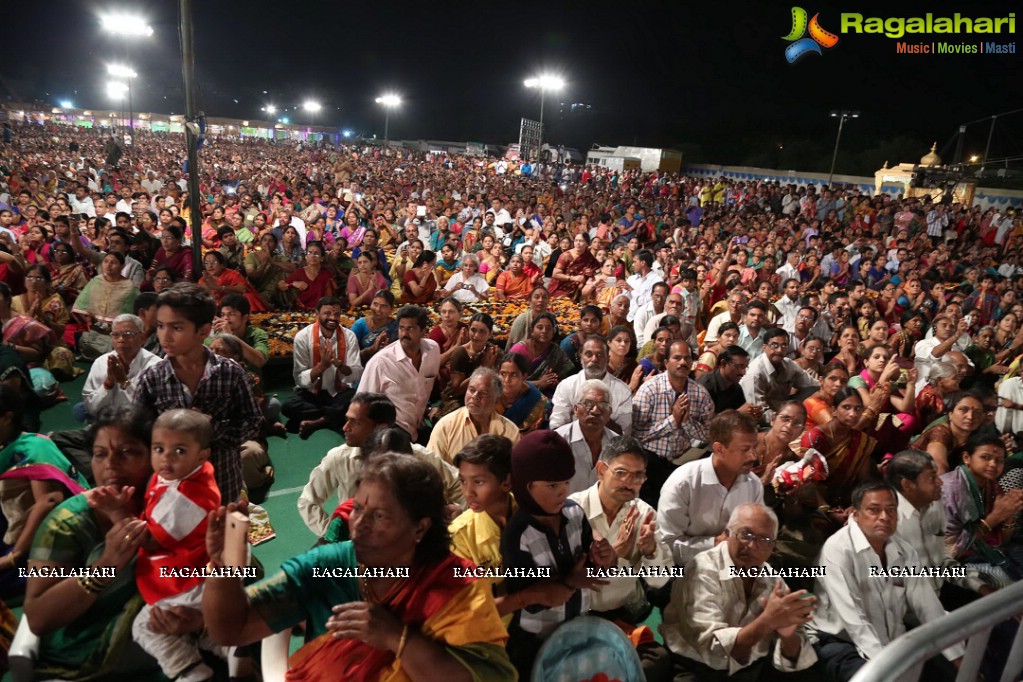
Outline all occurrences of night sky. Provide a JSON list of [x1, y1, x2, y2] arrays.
[[4, 0, 1022, 173]]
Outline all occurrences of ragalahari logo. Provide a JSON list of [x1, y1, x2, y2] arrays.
[[783, 7, 839, 63]]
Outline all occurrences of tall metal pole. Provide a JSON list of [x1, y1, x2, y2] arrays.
[[827, 114, 846, 187], [537, 90, 545, 163], [383, 110, 390, 148], [127, 78, 134, 166], [953, 125, 966, 165], [180, 0, 202, 279], [981, 116, 997, 173]]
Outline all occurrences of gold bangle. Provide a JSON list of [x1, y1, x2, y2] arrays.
[[395, 624, 410, 659], [979, 519, 993, 534]]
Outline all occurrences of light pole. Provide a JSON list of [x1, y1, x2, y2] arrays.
[[524, 74, 564, 162], [101, 14, 151, 163], [827, 110, 859, 187], [375, 94, 401, 148], [107, 64, 137, 140], [303, 100, 322, 139], [106, 81, 129, 139]]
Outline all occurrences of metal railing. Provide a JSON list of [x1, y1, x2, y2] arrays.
[[851, 579, 1023, 682]]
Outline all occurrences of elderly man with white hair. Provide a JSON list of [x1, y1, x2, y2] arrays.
[[662, 503, 819, 681], [549, 335, 633, 435], [444, 254, 490, 303], [555, 378, 619, 494], [427, 367, 520, 463], [79, 313, 162, 419]]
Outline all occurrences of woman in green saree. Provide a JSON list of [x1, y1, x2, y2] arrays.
[[22, 408, 185, 681], [507, 312, 576, 398]]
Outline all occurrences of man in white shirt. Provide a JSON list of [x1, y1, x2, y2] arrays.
[[633, 282, 669, 347], [704, 290, 747, 345], [297, 394, 462, 537], [68, 186, 96, 217], [555, 380, 619, 494], [809, 481, 963, 682], [569, 435, 674, 674], [887, 449, 994, 601], [775, 279, 802, 329], [740, 329, 819, 423], [79, 314, 161, 419], [914, 314, 969, 392], [662, 503, 819, 680], [282, 296, 362, 439], [141, 171, 164, 194], [775, 252, 801, 286], [549, 336, 632, 435], [626, 250, 662, 322], [641, 292, 685, 349], [357, 305, 441, 441], [272, 202, 307, 243], [657, 411, 764, 566]]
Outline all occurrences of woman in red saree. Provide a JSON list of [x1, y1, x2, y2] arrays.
[[282, 241, 335, 310], [547, 233, 598, 300], [202, 455, 515, 682], [200, 250, 267, 312]]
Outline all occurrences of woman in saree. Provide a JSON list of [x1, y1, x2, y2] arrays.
[[346, 252, 389, 308], [47, 243, 89, 307], [913, 359, 959, 429], [12, 265, 80, 379], [246, 232, 297, 309], [429, 297, 468, 367], [72, 252, 139, 342], [201, 249, 268, 312], [353, 290, 399, 366], [508, 313, 575, 397], [401, 251, 439, 305], [436, 313, 501, 418], [889, 309, 926, 362], [915, 390, 985, 475], [282, 241, 334, 311], [200, 206, 227, 248], [941, 434, 1023, 586], [0, 384, 89, 596], [277, 225, 306, 267], [830, 324, 864, 376], [547, 233, 598, 300], [506, 286, 550, 348], [800, 387, 880, 515], [145, 226, 192, 285], [495, 353, 548, 432], [23, 407, 205, 680], [694, 322, 739, 378], [606, 324, 640, 390], [580, 257, 629, 310], [847, 344, 919, 457], [203, 454, 515, 682], [478, 242, 503, 285]]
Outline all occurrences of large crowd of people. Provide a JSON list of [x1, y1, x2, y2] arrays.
[[0, 119, 1022, 680]]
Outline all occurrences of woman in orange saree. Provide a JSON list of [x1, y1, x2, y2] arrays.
[[203, 455, 515, 682]]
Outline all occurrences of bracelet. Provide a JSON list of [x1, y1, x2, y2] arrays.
[[979, 519, 993, 534], [76, 574, 113, 595], [395, 624, 410, 659]]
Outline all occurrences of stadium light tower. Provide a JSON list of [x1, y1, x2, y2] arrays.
[[375, 94, 402, 147], [524, 74, 564, 162]]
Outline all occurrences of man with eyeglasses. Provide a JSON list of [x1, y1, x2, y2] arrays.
[[740, 328, 818, 424], [569, 434, 674, 679], [809, 481, 963, 682], [662, 503, 819, 681], [550, 335, 633, 435], [554, 379, 619, 494]]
